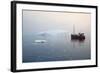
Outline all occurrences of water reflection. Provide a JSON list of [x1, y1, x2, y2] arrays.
[[71, 39, 85, 53], [23, 32, 90, 63]]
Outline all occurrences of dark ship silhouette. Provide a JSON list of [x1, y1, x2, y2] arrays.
[[71, 33, 85, 40], [71, 24, 85, 41]]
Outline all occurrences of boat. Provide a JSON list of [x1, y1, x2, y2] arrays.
[[71, 33, 85, 40], [71, 24, 85, 41]]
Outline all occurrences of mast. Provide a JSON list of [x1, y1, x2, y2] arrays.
[[73, 24, 75, 34]]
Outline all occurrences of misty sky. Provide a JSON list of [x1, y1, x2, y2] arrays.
[[22, 10, 91, 36]]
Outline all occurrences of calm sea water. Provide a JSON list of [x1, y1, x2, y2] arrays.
[[22, 32, 91, 63]]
